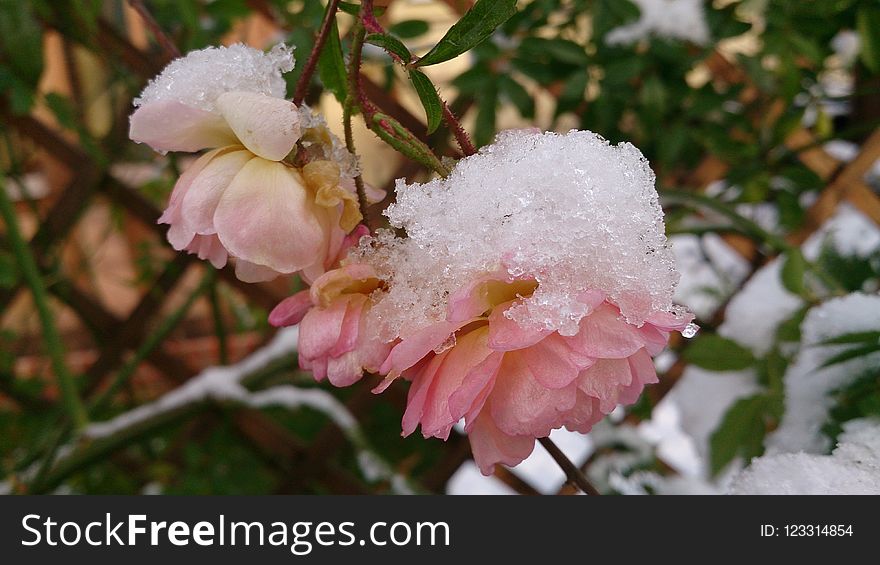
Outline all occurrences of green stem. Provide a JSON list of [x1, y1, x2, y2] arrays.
[[0, 181, 88, 429]]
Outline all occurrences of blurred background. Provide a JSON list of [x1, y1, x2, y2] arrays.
[[1, 0, 879, 494]]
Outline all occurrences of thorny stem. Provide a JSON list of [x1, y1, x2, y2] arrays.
[[538, 436, 601, 495], [0, 182, 89, 430], [442, 99, 477, 156], [127, 0, 181, 59], [292, 0, 342, 106]]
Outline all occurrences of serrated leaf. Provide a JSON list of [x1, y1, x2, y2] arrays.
[[857, 5, 880, 73], [709, 395, 772, 476], [408, 70, 442, 134], [317, 18, 347, 103], [415, 0, 517, 67], [683, 334, 756, 371], [366, 33, 412, 62], [780, 250, 807, 296], [389, 20, 429, 39]]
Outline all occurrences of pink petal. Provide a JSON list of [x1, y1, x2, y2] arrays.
[[420, 327, 493, 440], [328, 296, 365, 357], [180, 149, 253, 236], [468, 413, 535, 476], [379, 319, 471, 377], [451, 351, 503, 426], [487, 301, 551, 351], [215, 92, 300, 161], [401, 352, 447, 437], [184, 234, 228, 269], [234, 259, 280, 283], [566, 303, 646, 359], [130, 100, 237, 153], [298, 297, 350, 360], [563, 391, 603, 433], [520, 334, 584, 389], [268, 290, 313, 327], [214, 159, 329, 274], [161, 149, 225, 250], [326, 350, 364, 387], [577, 358, 633, 413], [619, 348, 657, 405], [488, 351, 578, 437]]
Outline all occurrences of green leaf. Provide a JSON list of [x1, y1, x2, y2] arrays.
[[0, 1, 43, 87], [415, 0, 517, 67], [857, 5, 880, 73], [820, 331, 880, 346], [389, 20, 429, 39], [366, 33, 412, 62], [683, 334, 756, 371], [408, 70, 443, 134], [317, 18, 348, 103], [780, 250, 807, 296], [709, 395, 773, 475], [820, 343, 880, 369], [474, 84, 498, 148]]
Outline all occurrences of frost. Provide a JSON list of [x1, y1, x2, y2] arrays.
[[357, 129, 685, 339], [767, 293, 880, 454], [605, 0, 710, 47], [134, 43, 294, 112], [729, 419, 880, 495]]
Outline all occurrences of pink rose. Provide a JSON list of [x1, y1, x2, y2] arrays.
[[376, 268, 693, 475]]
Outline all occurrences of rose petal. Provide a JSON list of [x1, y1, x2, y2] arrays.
[[215, 159, 329, 274], [130, 100, 237, 153], [180, 149, 253, 236], [216, 91, 301, 161], [268, 290, 313, 327], [468, 413, 535, 476]]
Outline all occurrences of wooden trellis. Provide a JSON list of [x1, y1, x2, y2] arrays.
[[2, 3, 880, 495]]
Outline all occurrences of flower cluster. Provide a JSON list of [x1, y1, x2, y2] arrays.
[[133, 46, 693, 476]]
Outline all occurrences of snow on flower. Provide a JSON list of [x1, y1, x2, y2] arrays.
[[129, 44, 362, 282], [344, 129, 693, 474], [605, 0, 710, 47]]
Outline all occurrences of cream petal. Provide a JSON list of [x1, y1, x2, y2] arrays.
[[215, 159, 329, 274], [216, 91, 301, 161], [180, 149, 253, 236], [130, 100, 237, 153]]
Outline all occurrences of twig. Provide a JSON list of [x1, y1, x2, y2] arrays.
[[127, 0, 181, 59], [292, 0, 342, 105], [538, 436, 601, 495], [0, 181, 89, 429]]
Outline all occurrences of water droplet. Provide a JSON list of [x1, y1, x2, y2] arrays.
[[681, 322, 699, 339]]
